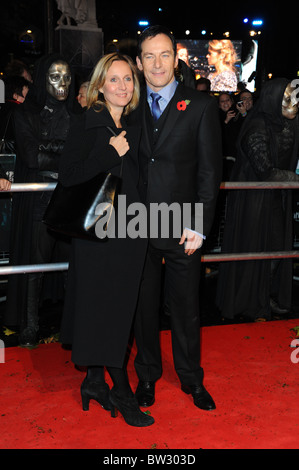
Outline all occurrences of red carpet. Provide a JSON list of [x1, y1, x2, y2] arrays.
[[1, 319, 299, 450]]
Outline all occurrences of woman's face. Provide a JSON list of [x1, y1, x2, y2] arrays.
[[99, 60, 134, 112], [219, 94, 233, 112], [207, 48, 219, 66], [177, 48, 188, 63], [77, 85, 88, 108], [282, 83, 298, 120]]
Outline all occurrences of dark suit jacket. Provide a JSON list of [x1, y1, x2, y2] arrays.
[[129, 83, 223, 248]]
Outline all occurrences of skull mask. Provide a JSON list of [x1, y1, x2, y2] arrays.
[[282, 83, 298, 120], [46, 60, 71, 101]]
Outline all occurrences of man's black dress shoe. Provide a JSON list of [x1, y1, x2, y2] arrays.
[[270, 298, 290, 315], [135, 381, 155, 407], [181, 384, 216, 410], [19, 327, 38, 348]]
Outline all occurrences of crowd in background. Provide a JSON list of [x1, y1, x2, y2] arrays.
[[0, 51, 298, 342]]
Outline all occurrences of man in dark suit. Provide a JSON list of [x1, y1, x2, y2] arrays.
[[132, 26, 222, 411]]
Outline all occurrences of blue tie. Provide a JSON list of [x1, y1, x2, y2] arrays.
[[150, 93, 162, 121]]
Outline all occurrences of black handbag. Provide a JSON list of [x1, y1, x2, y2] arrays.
[[42, 126, 122, 240]]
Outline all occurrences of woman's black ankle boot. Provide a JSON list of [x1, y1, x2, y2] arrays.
[[81, 378, 112, 411], [109, 387, 154, 427]]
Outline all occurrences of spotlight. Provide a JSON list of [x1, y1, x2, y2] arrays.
[[252, 19, 263, 26]]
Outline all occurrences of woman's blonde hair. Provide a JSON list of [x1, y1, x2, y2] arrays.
[[208, 40, 238, 73], [86, 53, 140, 115]]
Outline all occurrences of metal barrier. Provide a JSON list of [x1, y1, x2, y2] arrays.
[[6, 181, 299, 192], [0, 181, 298, 275], [8, 183, 56, 192]]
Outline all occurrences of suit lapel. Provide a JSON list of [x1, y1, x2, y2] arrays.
[[139, 90, 153, 154]]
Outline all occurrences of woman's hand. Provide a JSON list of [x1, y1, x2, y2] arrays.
[[109, 130, 130, 157], [224, 109, 236, 124], [0, 178, 11, 191]]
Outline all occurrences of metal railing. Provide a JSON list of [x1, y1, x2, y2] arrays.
[[7, 181, 299, 193], [0, 181, 298, 275]]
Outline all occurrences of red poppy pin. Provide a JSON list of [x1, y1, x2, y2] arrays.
[[177, 100, 191, 111]]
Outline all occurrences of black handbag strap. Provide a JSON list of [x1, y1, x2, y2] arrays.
[[106, 126, 124, 178], [0, 110, 13, 154], [1, 110, 12, 142]]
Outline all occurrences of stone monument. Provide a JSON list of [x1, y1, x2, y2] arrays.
[[55, 0, 103, 79]]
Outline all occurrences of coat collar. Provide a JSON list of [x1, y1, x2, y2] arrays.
[[84, 104, 141, 160], [85, 105, 123, 130]]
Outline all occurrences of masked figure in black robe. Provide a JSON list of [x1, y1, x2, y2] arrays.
[[216, 78, 299, 321], [4, 53, 79, 346]]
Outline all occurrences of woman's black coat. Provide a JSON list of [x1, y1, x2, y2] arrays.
[[58, 106, 147, 367]]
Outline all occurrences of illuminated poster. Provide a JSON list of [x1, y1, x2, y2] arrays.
[[177, 39, 258, 93]]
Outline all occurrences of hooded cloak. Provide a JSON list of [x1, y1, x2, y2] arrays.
[[4, 53, 79, 329], [216, 78, 299, 320]]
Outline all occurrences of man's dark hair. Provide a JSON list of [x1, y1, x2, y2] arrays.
[[137, 25, 177, 59], [4, 75, 29, 100], [196, 77, 211, 92], [5, 59, 31, 78]]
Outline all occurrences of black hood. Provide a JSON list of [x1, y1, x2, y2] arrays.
[[234, 77, 299, 174], [240, 78, 291, 132]]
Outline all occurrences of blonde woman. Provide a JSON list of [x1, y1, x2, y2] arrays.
[[58, 53, 154, 427], [176, 42, 190, 66], [207, 39, 238, 92]]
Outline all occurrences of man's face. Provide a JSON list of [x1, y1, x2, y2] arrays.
[[282, 83, 298, 120], [239, 92, 253, 111], [46, 61, 71, 101], [136, 33, 178, 92]]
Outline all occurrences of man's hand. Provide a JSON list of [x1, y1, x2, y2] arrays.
[[236, 101, 247, 116], [179, 228, 203, 255]]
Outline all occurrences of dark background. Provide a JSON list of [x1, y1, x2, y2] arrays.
[[0, 0, 298, 88]]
